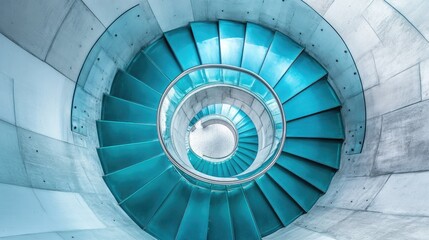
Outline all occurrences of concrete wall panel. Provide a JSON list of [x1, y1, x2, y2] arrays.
[[0, 0, 74, 60], [421, 59, 429, 101], [265, 224, 335, 240], [374, 100, 429, 174], [0, 34, 75, 143], [46, 0, 105, 81], [326, 211, 429, 240], [57, 227, 154, 240], [275, 0, 322, 46], [0, 233, 63, 240], [0, 73, 15, 124], [363, 0, 429, 82], [355, 52, 379, 90], [82, 0, 139, 27], [364, 65, 421, 119], [387, 0, 429, 41], [0, 183, 104, 238], [0, 122, 29, 187], [17, 128, 99, 193], [148, 0, 194, 32], [302, 0, 334, 16], [294, 206, 354, 233], [368, 171, 429, 216], [316, 174, 389, 210], [339, 116, 382, 177]]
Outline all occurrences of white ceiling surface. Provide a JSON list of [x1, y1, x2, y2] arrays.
[[0, 0, 428, 239]]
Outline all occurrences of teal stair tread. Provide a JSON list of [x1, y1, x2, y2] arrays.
[[238, 122, 257, 134], [238, 142, 259, 153], [225, 161, 238, 176], [208, 191, 234, 240], [239, 128, 258, 138], [143, 37, 182, 81], [101, 94, 157, 124], [235, 152, 252, 166], [96, 120, 157, 147], [243, 182, 283, 237], [97, 140, 163, 174], [190, 21, 221, 64], [256, 175, 304, 226], [283, 138, 342, 169], [268, 165, 321, 212], [276, 153, 336, 193], [239, 135, 259, 144], [110, 70, 161, 108], [127, 52, 171, 93], [283, 79, 341, 121], [241, 23, 274, 73], [121, 167, 181, 227], [274, 52, 327, 103], [286, 109, 344, 139], [145, 179, 192, 240], [228, 188, 260, 240], [230, 158, 245, 172], [259, 31, 304, 87], [219, 20, 245, 66], [104, 154, 171, 202], [176, 187, 211, 240], [238, 147, 257, 160], [165, 27, 201, 70], [232, 155, 250, 171]]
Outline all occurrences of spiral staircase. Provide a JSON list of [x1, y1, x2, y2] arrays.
[[96, 20, 344, 240]]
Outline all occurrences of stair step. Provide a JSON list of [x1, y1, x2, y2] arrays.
[[219, 20, 245, 66], [104, 154, 171, 202], [239, 135, 259, 144], [256, 174, 303, 226], [191, 21, 221, 64], [283, 138, 342, 169], [243, 182, 283, 237], [284, 79, 341, 121], [228, 188, 260, 240], [208, 191, 234, 240], [97, 140, 163, 174], [274, 52, 327, 103], [146, 179, 192, 240], [260, 31, 303, 87], [277, 153, 336, 193], [238, 147, 257, 160], [234, 152, 252, 166], [127, 52, 171, 93], [101, 94, 156, 124], [268, 164, 321, 212], [238, 142, 259, 153], [120, 167, 181, 227], [235, 151, 253, 165], [165, 26, 201, 70], [143, 37, 182, 80], [238, 122, 257, 134], [232, 154, 250, 171], [96, 120, 157, 147], [176, 187, 211, 240], [286, 109, 344, 139], [110, 70, 161, 108], [241, 23, 274, 73]]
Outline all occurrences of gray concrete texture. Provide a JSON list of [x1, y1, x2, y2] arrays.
[[0, 0, 428, 239]]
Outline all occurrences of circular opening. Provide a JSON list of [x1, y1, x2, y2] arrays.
[[189, 117, 238, 162], [157, 64, 286, 184]]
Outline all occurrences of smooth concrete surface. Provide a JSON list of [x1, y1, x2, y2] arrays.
[[0, 0, 429, 239]]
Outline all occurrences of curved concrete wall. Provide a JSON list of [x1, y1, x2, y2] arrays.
[[0, 0, 428, 239]]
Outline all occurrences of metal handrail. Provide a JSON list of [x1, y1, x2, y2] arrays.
[[157, 64, 286, 185]]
